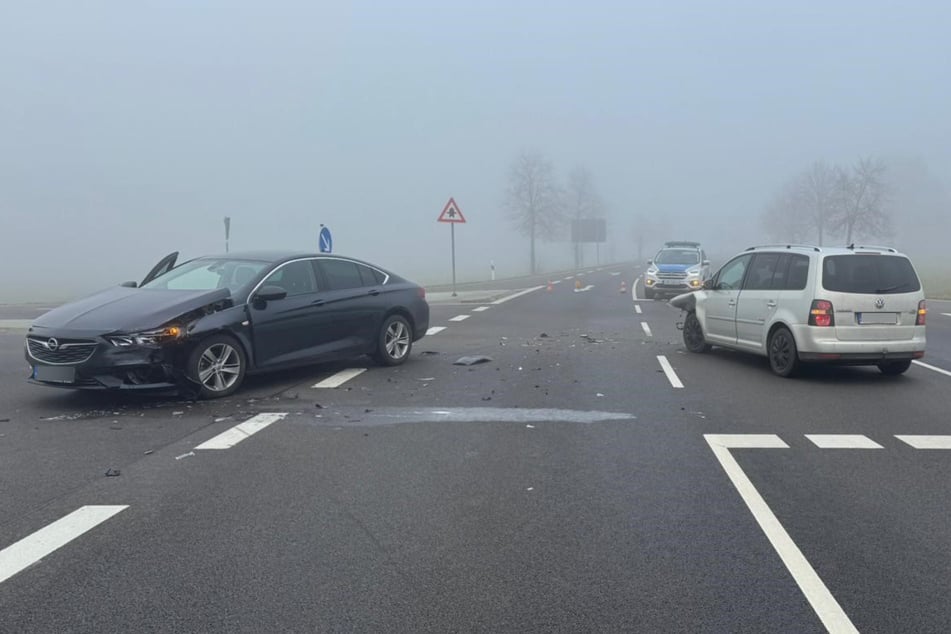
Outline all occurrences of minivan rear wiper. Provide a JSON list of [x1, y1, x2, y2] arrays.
[[875, 284, 909, 293]]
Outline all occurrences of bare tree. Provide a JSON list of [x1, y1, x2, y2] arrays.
[[761, 180, 811, 243], [505, 152, 564, 274], [761, 161, 843, 245], [566, 166, 605, 267], [833, 157, 892, 244]]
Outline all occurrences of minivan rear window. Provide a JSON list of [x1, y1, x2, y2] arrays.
[[822, 255, 921, 294]]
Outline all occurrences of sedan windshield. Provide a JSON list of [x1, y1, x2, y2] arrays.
[[142, 259, 269, 294], [655, 249, 700, 265]]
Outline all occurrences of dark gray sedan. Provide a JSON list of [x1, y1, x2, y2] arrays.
[[25, 251, 430, 398]]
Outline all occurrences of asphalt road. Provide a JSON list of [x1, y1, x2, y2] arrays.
[[2, 266, 951, 632]]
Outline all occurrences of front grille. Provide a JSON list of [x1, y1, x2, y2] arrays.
[[657, 272, 688, 279], [27, 337, 98, 365]]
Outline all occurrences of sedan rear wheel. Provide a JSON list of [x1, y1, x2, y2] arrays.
[[374, 315, 413, 366], [187, 334, 246, 399]]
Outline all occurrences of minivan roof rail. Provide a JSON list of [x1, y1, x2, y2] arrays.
[[845, 244, 898, 253], [745, 244, 821, 252]]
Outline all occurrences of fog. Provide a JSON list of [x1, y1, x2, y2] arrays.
[[2, 1, 949, 302]]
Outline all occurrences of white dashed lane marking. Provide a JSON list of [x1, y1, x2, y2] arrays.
[[426, 326, 447, 335], [0, 506, 129, 585], [196, 413, 288, 450], [641, 322, 652, 337], [657, 355, 684, 388], [805, 434, 883, 449], [449, 315, 470, 322], [895, 435, 951, 449], [635, 305, 643, 314], [312, 368, 367, 389], [472, 306, 490, 312]]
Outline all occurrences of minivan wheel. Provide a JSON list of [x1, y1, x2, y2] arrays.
[[187, 334, 246, 399], [878, 360, 912, 376], [768, 327, 800, 377], [374, 314, 413, 366], [683, 312, 711, 353]]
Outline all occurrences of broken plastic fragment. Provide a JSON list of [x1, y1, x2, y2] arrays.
[[453, 355, 494, 366], [105, 468, 121, 477]]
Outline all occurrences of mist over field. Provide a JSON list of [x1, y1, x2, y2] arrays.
[[2, 0, 948, 302]]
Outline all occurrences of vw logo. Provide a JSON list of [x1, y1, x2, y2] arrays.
[[46, 338, 60, 351], [875, 298, 886, 310]]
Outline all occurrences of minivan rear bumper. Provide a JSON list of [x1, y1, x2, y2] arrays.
[[792, 324, 926, 360]]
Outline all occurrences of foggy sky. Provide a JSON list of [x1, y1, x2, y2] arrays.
[[2, 0, 949, 301]]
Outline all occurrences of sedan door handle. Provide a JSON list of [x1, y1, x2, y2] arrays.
[[767, 301, 777, 308], [367, 289, 381, 296], [311, 299, 326, 307], [728, 300, 736, 307]]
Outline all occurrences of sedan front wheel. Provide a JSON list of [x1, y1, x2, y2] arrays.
[[187, 334, 247, 399]]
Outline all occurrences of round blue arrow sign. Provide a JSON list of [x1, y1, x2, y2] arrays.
[[319, 226, 333, 253]]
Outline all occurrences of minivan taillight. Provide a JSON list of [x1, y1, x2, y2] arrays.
[[809, 300, 835, 327], [917, 300, 927, 326]]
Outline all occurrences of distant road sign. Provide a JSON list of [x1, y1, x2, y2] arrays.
[[319, 226, 333, 253], [437, 198, 466, 223]]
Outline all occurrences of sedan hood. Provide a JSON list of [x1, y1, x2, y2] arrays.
[[32, 287, 232, 334]]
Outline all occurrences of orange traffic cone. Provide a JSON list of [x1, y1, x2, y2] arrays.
[[575, 279, 583, 290], [547, 281, 554, 292], [619, 280, 628, 294]]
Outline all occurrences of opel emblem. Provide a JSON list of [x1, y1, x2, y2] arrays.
[[47, 338, 60, 351], [875, 298, 885, 310]]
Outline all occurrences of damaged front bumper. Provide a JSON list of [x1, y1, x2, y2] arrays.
[[26, 337, 186, 392]]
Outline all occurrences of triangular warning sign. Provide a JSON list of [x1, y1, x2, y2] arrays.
[[437, 197, 467, 223]]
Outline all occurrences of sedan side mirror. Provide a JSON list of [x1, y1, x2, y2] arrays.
[[703, 279, 716, 290], [120, 281, 138, 288], [254, 285, 288, 302], [646, 259, 653, 265], [702, 260, 710, 266]]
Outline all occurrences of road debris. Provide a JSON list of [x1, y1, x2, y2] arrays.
[[175, 451, 196, 461], [454, 355, 494, 366], [418, 377, 436, 381], [105, 468, 121, 477]]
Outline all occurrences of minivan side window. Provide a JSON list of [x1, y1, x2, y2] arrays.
[[784, 254, 810, 290], [716, 255, 751, 290], [744, 253, 782, 290]]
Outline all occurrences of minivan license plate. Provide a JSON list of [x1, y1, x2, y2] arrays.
[[33, 365, 76, 383], [857, 312, 898, 325]]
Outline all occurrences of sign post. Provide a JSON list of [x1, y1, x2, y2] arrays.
[[224, 216, 231, 253], [437, 197, 467, 297], [319, 225, 333, 254]]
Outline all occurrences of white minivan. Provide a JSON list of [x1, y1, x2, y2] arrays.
[[670, 245, 927, 376]]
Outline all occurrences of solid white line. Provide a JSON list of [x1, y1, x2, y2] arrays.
[[610, 272, 621, 276], [704, 435, 858, 633], [449, 315, 470, 322], [491, 286, 546, 305], [632, 278, 640, 301], [312, 368, 367, 389], [552, 280, 562, 285], [656, 355, 684, 388], [641, 322, 652, 337], [942, 313, 951, 317], [895, 435, 951, 449], [426, 326, 447, 335], [472, 306, 490, 312], [195, 413, 287, 450], [0, 506, 128, 584], [805, 434, 883, 449], [635, 305, 643, 314], [573, 285, 595, 293], [913, 360, 951, 378]]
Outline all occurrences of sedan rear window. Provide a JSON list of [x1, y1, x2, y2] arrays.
[[822, 255, 921, 294]]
